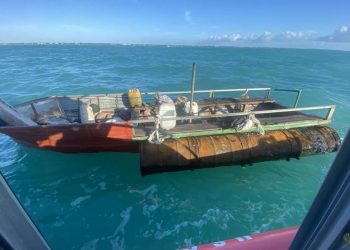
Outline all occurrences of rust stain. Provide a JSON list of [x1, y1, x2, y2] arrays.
[[37, 132, 63, 147]]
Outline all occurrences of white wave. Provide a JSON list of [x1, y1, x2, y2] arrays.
[[70, 195, 91, 207], [143, 203, 159, 219], [81, 239, 99, 250], [109, 207, 133, 250], [80, 181, 107, 194], [98, 181, 107, 190], [154, 208, 234, 240], [53, 220, 65, 227], [80, 184, 99, 193], [129, 184, 157, 196]]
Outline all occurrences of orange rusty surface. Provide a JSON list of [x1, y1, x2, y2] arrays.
[[140, 126, 341, 175]]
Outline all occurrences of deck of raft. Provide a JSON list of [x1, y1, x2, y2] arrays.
[[133, 100, 326, 138]]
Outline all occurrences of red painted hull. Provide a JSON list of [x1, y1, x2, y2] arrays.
[[182, 227, 298, 250], [0, 123, 138, 153]]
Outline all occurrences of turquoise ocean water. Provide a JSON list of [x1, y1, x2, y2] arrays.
[[0, 45, 349, 249]]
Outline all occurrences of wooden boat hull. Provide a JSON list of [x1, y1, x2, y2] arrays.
[[0, 123, 138, 153]]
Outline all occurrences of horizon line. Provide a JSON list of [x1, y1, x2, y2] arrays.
[[1, 42, 350, 52]]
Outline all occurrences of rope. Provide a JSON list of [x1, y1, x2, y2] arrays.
[[241, 89, 249, 99], [234, 114, 265, 135], [147, 115, 164, 144], [249, 114, 265, 135]]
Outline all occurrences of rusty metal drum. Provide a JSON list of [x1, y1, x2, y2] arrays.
[[140, 126, 341, 175]]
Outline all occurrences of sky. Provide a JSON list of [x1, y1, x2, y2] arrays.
[[1, 0, 350, 50]]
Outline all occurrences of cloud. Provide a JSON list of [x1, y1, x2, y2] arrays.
[[317, 25, 350, 43], [283, 31, 308, 40], [184, 10, 192, 24], [209, 33, 243, 42], [255, 31, 274, 42], [208, 30, 315, 44], [255, 31, 315, 42]]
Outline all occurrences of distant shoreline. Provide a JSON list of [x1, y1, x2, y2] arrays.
[[1, 42, 349, 52]]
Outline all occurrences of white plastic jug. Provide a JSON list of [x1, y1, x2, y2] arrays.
[[159, 103, 177, 130], [184, 101, 198, 116]]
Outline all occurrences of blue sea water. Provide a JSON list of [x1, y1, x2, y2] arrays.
[[0, 45, 349, 250]]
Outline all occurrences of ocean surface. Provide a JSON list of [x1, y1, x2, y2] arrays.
[[0, 45, 349, 250]]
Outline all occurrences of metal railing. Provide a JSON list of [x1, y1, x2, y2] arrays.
[[141, 87, 271, 99], [12, 87, 333, 127], [128, 105, 336, 125], [18, 87, 302, 109], [142, 87, 303, 108], [273, 88, 302, 108]]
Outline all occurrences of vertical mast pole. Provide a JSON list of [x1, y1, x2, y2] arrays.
[[189, 63, 196, 116]]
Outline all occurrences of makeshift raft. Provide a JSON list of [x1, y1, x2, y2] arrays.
[[0, 65, 341, 175]]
